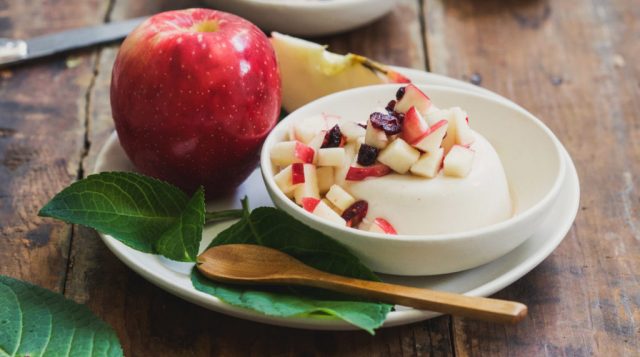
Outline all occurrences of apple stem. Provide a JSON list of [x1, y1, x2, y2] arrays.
[[205, 209, 244, 224]]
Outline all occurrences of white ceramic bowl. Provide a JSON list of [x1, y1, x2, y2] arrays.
[[203, 0, 398, 37], [261, 84, 566, 275]]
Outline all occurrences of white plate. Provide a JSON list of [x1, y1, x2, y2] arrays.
[[202, 0, 398, 37], [94, 69, 580, 330]]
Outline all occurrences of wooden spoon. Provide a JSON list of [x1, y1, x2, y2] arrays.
[[197, 244, 527, 323]]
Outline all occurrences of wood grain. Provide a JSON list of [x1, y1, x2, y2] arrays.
[[0, 0, 109, 291], [425, 0, 640, 355]]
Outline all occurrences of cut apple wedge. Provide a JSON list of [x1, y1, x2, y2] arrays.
[[317, 148, 346, 167], [394, 84, 431, 114], [316, 166, 334, 194], [443, 145, 475, 178], [369, 218, 398, 235], [377, 138, 421, 174], [412, 119, 448, 153], [401, 106, 429, 144], [345, 163, 391, 181], [325, 184, 356, 212], [410, 148, 444, 178], [271, 32, 410, 113], [294, 164, 320, 204], [270, 141, 315, 166]]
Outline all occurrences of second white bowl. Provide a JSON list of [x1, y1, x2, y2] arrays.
[[204, 0, 399, 37]]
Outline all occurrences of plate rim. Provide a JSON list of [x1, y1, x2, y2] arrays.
[[93, 68, 580, 330]]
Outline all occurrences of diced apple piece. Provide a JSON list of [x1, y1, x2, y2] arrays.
[[307, 130, 327, 164], [364, 119, 389, 149], [291, 113, 340, 144], [443, 145, 475, 178], [270, 141, 315, 166], [410, 148, 444, 178], [322, 198, 340, 213], [294, 164, 320, 204], [340, 121, 367, 142], [394, 84, 432, 114], [377, 138, 420, 174], [424, 108, 451, 126], [273, 165, 301, 194], [451, 107, 474, 146], [412, 119, 448, 153], [317, 148, 346, 167], [401, 106, 428, 144], [345, 163, 391, 181], [311, 200, 347, 226], [301, 197, 320, 212], [316, 166, 334, 194], [325, 184, 356, 212], [369, 218, 398, 235]]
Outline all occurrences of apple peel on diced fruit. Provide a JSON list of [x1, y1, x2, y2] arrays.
[[401, 107, 429, 144], [394, 84, 432, 114], [369, 218, 398, 235], [346, 163, 391, 181], [270, 141, 315, 166]]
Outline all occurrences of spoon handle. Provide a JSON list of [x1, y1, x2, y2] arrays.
[[293, 271, 527, 323]]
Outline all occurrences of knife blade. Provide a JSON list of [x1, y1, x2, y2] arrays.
[[0, 17, 147, 68]]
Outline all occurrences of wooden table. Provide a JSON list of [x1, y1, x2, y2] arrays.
[[2, 0, 638, 355]]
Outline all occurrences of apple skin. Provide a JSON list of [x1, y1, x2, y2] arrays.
[[111, 9, 281, 197]]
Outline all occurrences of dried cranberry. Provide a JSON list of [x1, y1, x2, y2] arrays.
[[385, 100, 396, 112], [341, 200, 368, 228], [357, 144, 379, 166], [321, 125, 344, 148], [395, 86, 406, 100], [395, 112, 405, 124], [369, 112, 401, 135]]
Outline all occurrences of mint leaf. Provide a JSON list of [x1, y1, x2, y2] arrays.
[[194, 201, 392, 333], [38, 172, 204, 261], [155, 187, 205, 262], [191, 270, 390, 334], [0, 275, 122, 357]]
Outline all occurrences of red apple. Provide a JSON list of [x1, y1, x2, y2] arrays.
[[111, 9, 281, 197]]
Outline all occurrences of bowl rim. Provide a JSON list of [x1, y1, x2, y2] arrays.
[[260, 84, 567, 243]]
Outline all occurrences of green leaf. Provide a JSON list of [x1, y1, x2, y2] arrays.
[[0, 275, 122, 357], [155, 187, 205, 262], [38, 172, 204, 261], [193, 202, 392, 334]]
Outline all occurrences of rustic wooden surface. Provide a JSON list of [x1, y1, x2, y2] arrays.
[[1, 0, 638, 355]]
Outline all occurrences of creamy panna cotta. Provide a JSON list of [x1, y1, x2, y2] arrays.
[[339, 131, 512, 234], [269, 84, 513, 235]]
